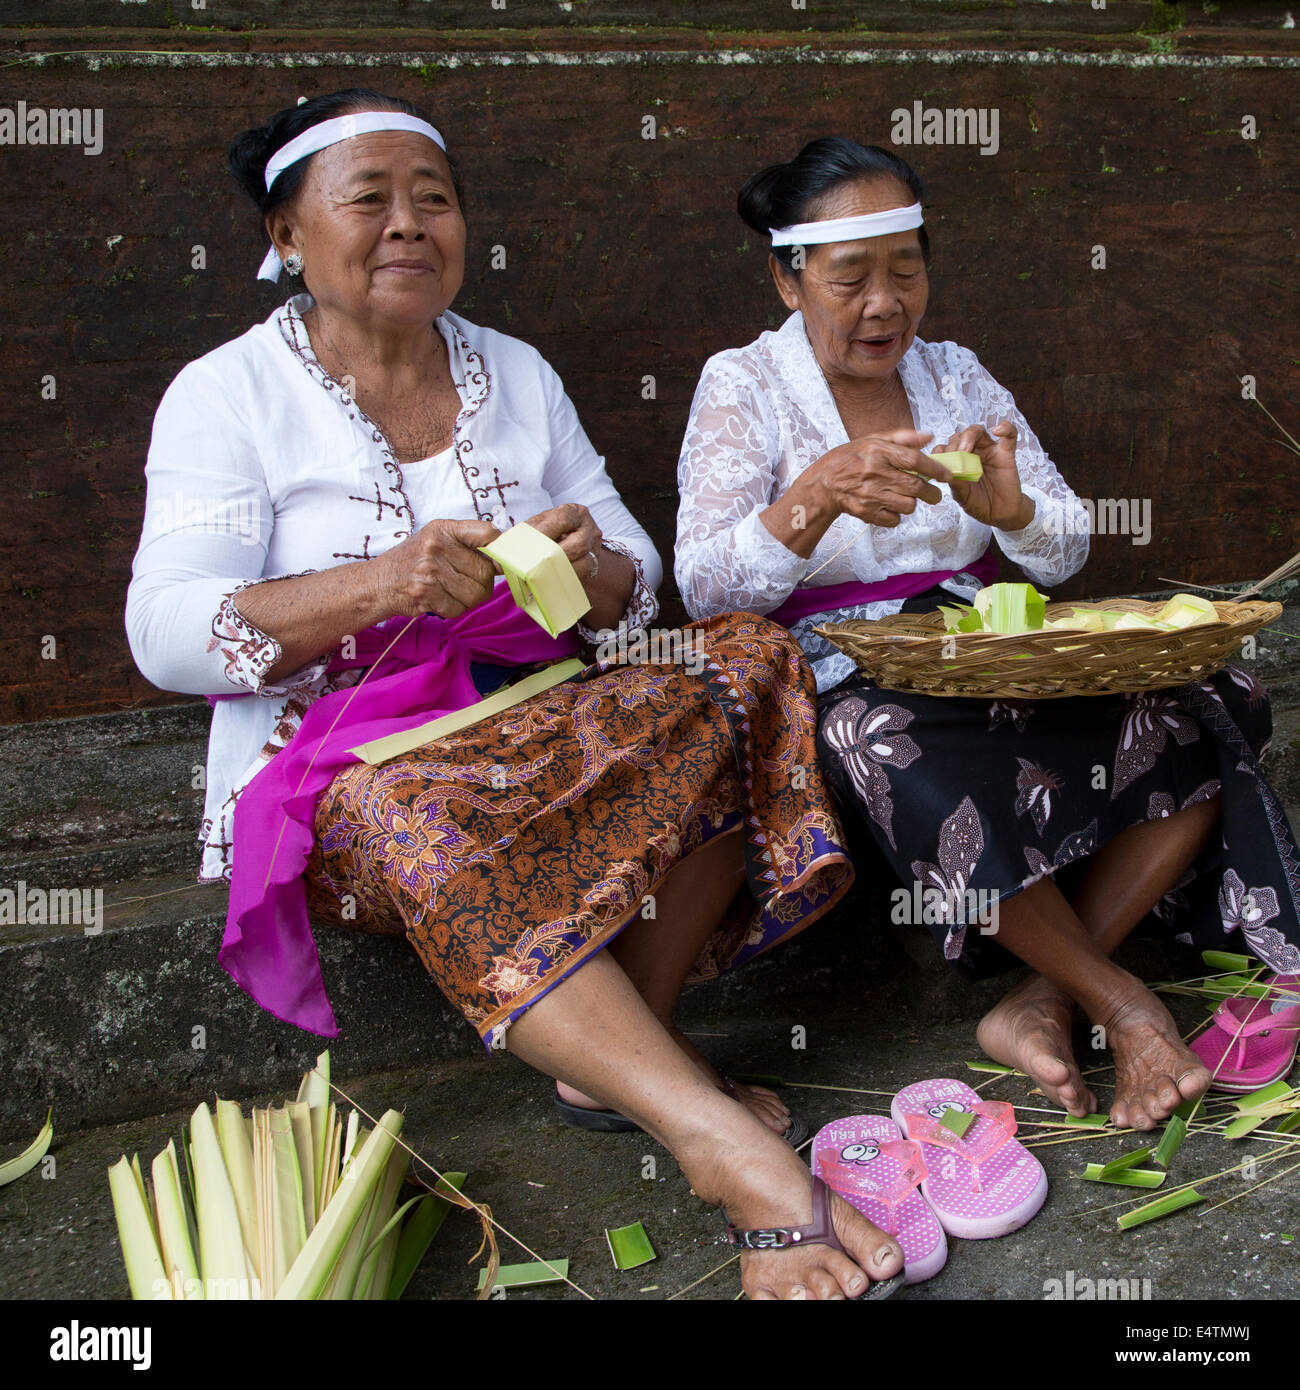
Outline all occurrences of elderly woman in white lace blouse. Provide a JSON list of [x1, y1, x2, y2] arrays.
[[678, 138, 1300, 1160]]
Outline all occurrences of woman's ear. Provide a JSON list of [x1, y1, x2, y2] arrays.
[[768, 252, 801, 313]]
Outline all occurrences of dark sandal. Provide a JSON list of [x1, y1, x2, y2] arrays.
[[724, 1175, 905, 1301], [554, 1074, 810, 1146]]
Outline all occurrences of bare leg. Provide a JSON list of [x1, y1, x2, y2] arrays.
[[979, 798, 1220, 1121], [556, 830, 793, 1135], [508, 948, 904, 1298]]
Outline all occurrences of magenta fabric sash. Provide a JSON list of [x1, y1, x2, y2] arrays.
[[767, 545, 999, 629], [218, 583, 581, 1037]]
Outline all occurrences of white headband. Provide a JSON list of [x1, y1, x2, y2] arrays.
[[257, 111, 448, 283], [769, 201, 923, 247]]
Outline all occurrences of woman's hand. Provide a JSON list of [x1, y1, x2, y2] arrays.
[[944, 421, 1035, 531], [759, 429, 947, 560], [810, 429, 947, 527], [375, 518, 502, 619], [524, 503, 603, 589]]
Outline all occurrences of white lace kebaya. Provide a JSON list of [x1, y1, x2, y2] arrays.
[[126, 292, 661, 884], [674, 309, 1090, 692]]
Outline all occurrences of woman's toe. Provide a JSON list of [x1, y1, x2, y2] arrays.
[[824, 1248, 871, 1299], [806, 1267, 845, 1300]]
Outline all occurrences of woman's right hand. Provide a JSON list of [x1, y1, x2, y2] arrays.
[[375, 518, 503, 619], [808, 429, 947, 528]]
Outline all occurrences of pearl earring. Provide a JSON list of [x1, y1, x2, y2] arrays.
[[284, 252, 304, 275]]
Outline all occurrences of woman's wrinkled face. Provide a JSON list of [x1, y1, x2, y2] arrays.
[[770, 176, 928, 388], [266, 125, 465, 327]]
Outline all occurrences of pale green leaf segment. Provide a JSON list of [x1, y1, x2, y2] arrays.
[[606, 1221, 656, 1270], [107, 1051, 460, 1300], [477, 1259, 571, 1291], [480, 522, 592, 639], [0, 1109, 53, 1187]]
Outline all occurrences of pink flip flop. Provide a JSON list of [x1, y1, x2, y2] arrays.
[[890, 1078, 1048, 1240], [811, 1114, 947, 1285], [1190, 973, 1300, 1093]]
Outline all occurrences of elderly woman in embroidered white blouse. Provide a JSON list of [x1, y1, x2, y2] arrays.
[[675, 139, 1300, 1153], [125, 94, 910, 1303]]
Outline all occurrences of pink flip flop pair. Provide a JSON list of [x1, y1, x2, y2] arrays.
[[1190, 972, 1300, 1093], [810, 1078, 1048, 1287]]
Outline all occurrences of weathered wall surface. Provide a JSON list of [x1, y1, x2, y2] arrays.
[[1, 4, 1297, 723]]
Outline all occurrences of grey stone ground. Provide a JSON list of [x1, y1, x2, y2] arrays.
[[2, 589, 1299, 1307], [2, 926, 1297, 1305]]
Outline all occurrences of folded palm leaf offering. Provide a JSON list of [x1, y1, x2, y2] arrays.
[[816, 584, 1281, 699], [479, 521, 592, 639]]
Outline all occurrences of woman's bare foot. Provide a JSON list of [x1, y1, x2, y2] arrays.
[[678, 1122, 904, 1300], [556, 1027, 794, 1137], [976, 972, 1097, 1116], [1100, 982, 1212, 1131]]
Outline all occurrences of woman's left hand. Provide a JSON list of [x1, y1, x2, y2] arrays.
[[943, 421, 1036, 531], [525, 503, 604, 588]]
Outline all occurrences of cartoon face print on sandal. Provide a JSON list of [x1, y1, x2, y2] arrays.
[[840, 1142, 881, 1165], [927, 1100, 967, 1121]]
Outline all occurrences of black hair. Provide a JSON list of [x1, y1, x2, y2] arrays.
[[737, 136, 928, 273], [228, 88, 464, 281]]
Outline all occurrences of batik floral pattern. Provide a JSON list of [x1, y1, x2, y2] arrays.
[[1219, 869, 1300, 973], [1014, 758, 1063, 835], [911, 796, 985, 961], [1113, 693, 1200, 797], [303, 613, 853, 1043], [818, 697, 921, 850]]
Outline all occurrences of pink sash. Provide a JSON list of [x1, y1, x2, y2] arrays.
[[767, 545, 999, 629], [218, 583, 580, 1036]]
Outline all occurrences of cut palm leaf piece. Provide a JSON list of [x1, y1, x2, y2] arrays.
[[1083, 1164, 1166, 1188], [1060, 1113, 1110, 1129], [606, 1221, 656, 1270], [1201, 950, 1256, 973], [275, 1109, 403, 1301], [476, 1259, 570, 1292], [1097, 1146, 1153, 1178], [1224, 1112, 1274, 1140], [965, 1060, 1016, 1075], [973, 583, 1048, 635], [1118, 1188, 1203, 1230], [152, 1143, 202, 1300], [1233, 1080, 1296, 1113], [1152, 1115, 1188, 1170], [108, 1155, 171, 1300], [479, 522, 592, 639], [190, 1103, 253, 1295], [930, 450, 983, 481], [386, 1172, 467, 1302], [0, 1109, 52, 1187]]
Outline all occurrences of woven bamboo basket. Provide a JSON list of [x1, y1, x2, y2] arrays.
[[814, 597, 1282, 699]]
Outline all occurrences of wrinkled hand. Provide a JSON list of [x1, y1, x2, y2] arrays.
[[525, 503, 603, 587], [811, 429, 947, 529], [377, 517, 501, 618], [943, 421, 1034, 530]]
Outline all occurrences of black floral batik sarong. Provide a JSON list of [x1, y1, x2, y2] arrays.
[[816, 661, 1300, 980]]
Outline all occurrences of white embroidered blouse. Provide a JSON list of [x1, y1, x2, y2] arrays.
[[675, 310, 1090, 691], [126, 293, 662, 883]]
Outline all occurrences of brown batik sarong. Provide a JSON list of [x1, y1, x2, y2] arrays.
[[303, 611, 853, 1048]]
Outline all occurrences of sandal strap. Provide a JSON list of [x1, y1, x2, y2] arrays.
[[816, 1140, 927, 1207], [724, 1174, 844, 1252], [904, 1101, 1016, 1193]]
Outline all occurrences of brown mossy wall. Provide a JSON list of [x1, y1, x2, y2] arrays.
[[1, 15, 1297, 721]]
